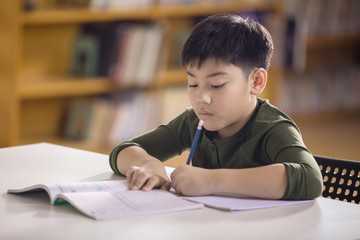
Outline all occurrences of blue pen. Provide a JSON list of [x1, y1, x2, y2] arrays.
[[186, 120, 204, 165]]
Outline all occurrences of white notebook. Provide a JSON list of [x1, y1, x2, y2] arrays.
[[8, 180, 204, 220]]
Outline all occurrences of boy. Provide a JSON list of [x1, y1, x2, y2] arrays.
[[109, 14, 323, 200]]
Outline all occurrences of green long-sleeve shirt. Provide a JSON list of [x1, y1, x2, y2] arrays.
[[109, 98, 323, 200]]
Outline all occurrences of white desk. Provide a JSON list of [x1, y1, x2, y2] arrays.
[[1, 143, 360, 240]]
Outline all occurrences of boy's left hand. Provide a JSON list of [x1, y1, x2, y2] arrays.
[[170, 165, 213, 196]]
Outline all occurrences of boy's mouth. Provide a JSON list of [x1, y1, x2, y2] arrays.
[[198, 110, 213, 120]]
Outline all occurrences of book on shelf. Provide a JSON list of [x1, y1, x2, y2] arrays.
[[106, 91, 162, 146], [7, 180, 204, 220], [64, 100, 95, 141], [284, 0, 360, 37], [107, 94, 138, 145], [283, 0, 360, 72], [71, 34, 100, 77], [120, 26, 147, 86], [135, 24, 166, 87], [261, 12, 286, 68], [171, 28, 191, 68], [89, 0, 154, 9], [70, 22, 165, 87], [158, 0, 234, 5], [85, 98, 115, 148], [108, 24, 132, 83], [81, 23, 120, 77], [62, 86, 193, 149], [278, 64, 360, 115], [109, 23, 165, 88], [63, 91, 163, 147]]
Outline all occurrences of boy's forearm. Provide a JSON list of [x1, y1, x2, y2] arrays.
[[210, 164, 287, 199], [116, 146, 166, 176]]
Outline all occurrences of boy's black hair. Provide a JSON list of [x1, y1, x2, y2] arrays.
[[181, 14, 274, 76]]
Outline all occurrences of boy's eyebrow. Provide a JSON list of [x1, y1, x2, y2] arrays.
[[186, 71, 196, 78], [206, 71, 229, 78], [186, 71, 229, 78]]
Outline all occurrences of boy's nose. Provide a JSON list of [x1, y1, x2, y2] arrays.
[[196, 90, 211, 104]]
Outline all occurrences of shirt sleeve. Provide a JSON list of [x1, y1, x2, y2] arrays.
[[264, 122, 323, 200], [109, 109, 194, 174]]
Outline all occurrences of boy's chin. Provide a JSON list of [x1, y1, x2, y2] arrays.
[[202, 123, 219, 132]]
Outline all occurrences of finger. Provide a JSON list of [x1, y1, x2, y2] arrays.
[[132, 171, 150, 190], [126, 167, 136, 183], [160, 181, 171, 191], [142, 177, 159, 191], [170, 168, 182, 186], [170, 179, 178, 193], [129, 169, 141, 189]]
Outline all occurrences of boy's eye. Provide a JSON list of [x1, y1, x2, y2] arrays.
[[188, 84, 198, 88], [211, 83, 226, 89]]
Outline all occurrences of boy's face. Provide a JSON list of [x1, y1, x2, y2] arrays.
[[187, 59, 257, 139]]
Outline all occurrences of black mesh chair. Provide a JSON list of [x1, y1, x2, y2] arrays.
[[314, 155, 360, 204]]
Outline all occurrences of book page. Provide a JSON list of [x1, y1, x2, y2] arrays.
[[58, 190, 204, 220], [8, 180, 130, 204]]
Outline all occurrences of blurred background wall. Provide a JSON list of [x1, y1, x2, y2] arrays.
[[0, 0, 359, 166]]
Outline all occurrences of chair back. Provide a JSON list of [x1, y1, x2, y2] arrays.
[[314, 155, 360, 204]]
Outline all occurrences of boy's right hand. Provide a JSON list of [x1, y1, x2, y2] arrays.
[[117, 146, 171, 192], [126, 164, 171, 191]]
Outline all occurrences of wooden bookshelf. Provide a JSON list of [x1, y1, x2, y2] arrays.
[[1, 0, 358, 157], [0, 0, 285, 152]]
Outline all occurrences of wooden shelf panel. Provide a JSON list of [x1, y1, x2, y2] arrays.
[[18, 69, 188, 99], [157, 68, 187, 86], [18, 77, 116, 99], [21, 2, 282, 25], [156, 1, 282, 18], [21, 8, 155, 25], [307, 33, 360, 50]]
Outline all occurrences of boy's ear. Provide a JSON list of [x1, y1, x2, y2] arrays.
[[249, 68, 267, 96]]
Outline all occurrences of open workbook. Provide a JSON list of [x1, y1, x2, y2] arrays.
[[7, 180, 204, 220], [8, 180, 315, 220]]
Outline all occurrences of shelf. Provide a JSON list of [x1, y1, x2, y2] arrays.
[[18, 69, 188, 99], [290, 109, 360, 124], [21, 8, 155, 25], [307, 33, 360, 50], [1, 0, 288, 151], [156, 1, 282, 18], [18, 77, 117, 99], [157, 68, 187, 86], [21, 1, 282, 25]]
